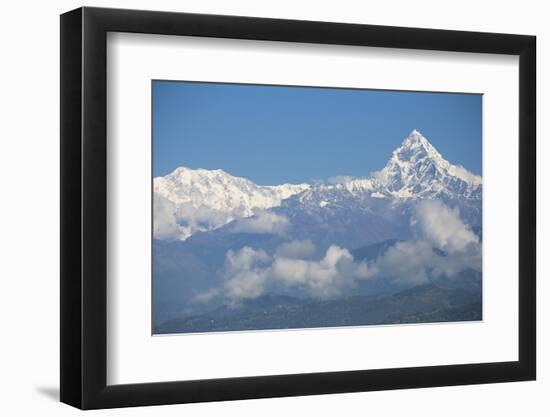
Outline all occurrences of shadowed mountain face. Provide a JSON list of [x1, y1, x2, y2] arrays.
[[152, 130, 483, 331]]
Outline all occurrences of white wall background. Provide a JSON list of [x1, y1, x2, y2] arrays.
[[0, 0, 545, 415]]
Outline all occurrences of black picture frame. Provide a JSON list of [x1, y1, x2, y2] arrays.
[[60, 6, 536, 410]]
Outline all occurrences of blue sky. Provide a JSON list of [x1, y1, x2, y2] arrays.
[[153, 81, 482, 185]]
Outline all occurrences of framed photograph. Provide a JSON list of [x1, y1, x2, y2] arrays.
[[60, 6, 536, 409]]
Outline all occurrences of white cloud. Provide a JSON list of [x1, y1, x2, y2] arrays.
[[158, 204, 291, 241], [176, 202, 233, 230], [153, 193, 236, 241], [153, 194, 183, 240], [230, 210, 290, 235], [369, 200, 481, 285], [373, 240, 435, 285], [194, 247, 272, 303], [447, 164, 482, 185], [222, 243, 369, 301], [272, 245, 369, 298], [412, 200, 479, 253], [223, 247, 271, 300], [225, 246, 270, 272]]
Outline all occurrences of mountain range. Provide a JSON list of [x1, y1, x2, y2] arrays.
[[154, 167, 308, 240], [152, 130, 483, 330], [154, 130, 481, 242]]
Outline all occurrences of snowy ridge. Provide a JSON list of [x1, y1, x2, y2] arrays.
[[155, 167, 309, 215], [154, 167, 309, 240], [293, 129, 481, 207], [154, 130, 481, 240]]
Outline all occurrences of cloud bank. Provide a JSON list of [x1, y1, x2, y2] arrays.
[[194, 200, 481, 303], [153, 194, 183, 240], [370, 200, 481, 285], [195, 240, 370, 303], [411, 200, 479, 253], [153, 197, 291, 241], [153, 193, 235, 241], [230, 210, 290, 235]]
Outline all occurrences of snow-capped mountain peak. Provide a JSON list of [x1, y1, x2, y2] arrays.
[[373, 130, 481, 199], [290, 130, 481, 207], [394, 129, 446, 165], [153, 130, 481, 241], [155, 166, 309, 211], [154, 167, 309, 240]]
